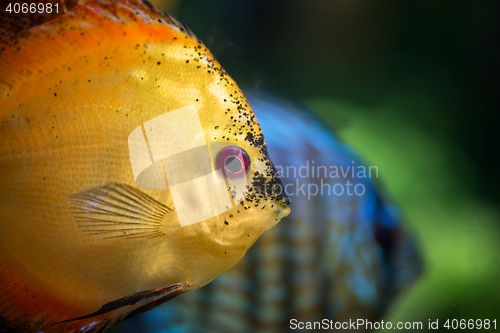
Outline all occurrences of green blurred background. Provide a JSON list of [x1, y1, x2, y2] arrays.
[[152, 0, 500, 329]]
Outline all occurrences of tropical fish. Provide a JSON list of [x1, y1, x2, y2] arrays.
[[0, 1, 290, 332], [110, 91, 422, 332]]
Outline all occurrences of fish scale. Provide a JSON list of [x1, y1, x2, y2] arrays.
[[110, 91, 422, 332]]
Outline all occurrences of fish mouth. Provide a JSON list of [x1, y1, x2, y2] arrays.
[[252, 176, 291, 220], [272, 175, 291, 215], [272, 176, 291, 221], [264, 201, 290, 229], [277, 204, 291, 219], [276, 190, 291, 219]]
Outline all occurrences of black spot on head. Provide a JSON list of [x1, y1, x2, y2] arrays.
[[251, 171, 289, 204], [245, 132, 264, 147]]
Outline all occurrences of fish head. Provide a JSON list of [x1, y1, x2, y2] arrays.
[[130, 76, 292, 249], [194, 94, 292, 248], [111, 12, 292, 251]]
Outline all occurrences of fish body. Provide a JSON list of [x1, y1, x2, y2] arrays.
[[111, 92, 422, 332], [0, 1, 289, 332]]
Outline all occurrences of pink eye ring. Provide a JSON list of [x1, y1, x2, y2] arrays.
[[215, 146, 250, 180]]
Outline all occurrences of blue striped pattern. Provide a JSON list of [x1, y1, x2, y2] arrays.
[[110, 91, 422, 333]]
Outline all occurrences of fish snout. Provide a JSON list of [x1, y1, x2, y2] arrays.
[[256, 172, 291, 219], [278, 204, 291, 219], [277, 185, 291, 219], [273, 172, 291, 207], [272, 175, 291, 220]]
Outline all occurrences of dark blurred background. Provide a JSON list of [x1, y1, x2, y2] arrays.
[[167, 0, 500, 204], [150, 0, 499, 329]]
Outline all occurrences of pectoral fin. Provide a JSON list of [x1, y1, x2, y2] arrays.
[[70, 183, 172, 239]]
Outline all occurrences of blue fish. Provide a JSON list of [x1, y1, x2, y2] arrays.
[[111, 91, 422, 332]]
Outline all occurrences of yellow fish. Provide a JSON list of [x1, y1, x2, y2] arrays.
[[0, 1, 290, 332]]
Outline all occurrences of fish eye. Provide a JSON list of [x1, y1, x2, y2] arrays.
[[215, 146, 250, 180]]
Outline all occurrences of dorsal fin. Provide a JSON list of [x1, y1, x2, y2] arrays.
[[67, 0, 200, 42]]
